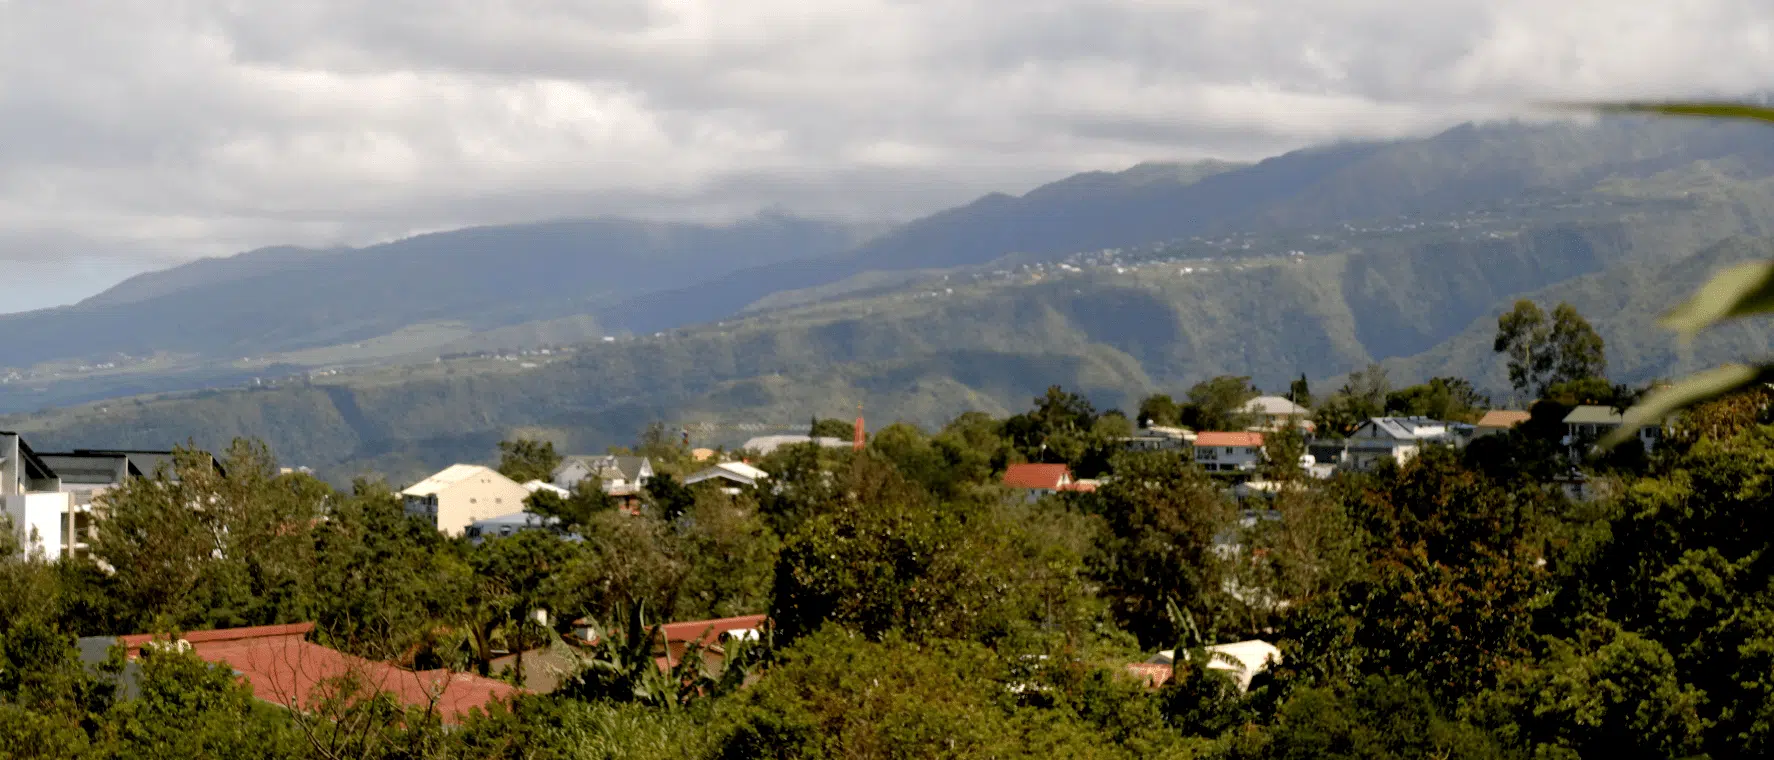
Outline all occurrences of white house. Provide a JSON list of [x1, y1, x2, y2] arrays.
[[1120, 424, 1195, 452], [2, 433, 73, 559], [402, 465, 532, 537], [683, 462, 769, 493], [1561, 405, 1662, 453], [1192, 432, 1266, 477], [1238, 396, 1314, 433], [551, 455, 654, 492], [522, 480, 571, 499], [1343, 417, 1456, 471]]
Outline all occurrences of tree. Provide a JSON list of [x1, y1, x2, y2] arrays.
[[1289, 374, 1313, 409], [1314, 365, 1390, 437], [643, 473, 696, 523], [496, 439, 560, 484], [1005, 385, 1098, 464], [527, 479, 616, 531], [808, 417, 854, 441], [1139, 394, 1182, 427], [465, 530, 578, 681], [1386, 377, 1490, 421], [1493, 300, 1606, 400], [1093, 451, 1233, 648], [1181, 375, 1259, 431]]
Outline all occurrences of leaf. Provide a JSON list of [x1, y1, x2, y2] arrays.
[[1556, 101, 1774, 125], [1658, 262, 1774, 336], [1598, 364, 1774, 449]]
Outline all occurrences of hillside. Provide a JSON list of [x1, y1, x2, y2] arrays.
[[1384, 235, 1774, 398], [0, 213, 876, 369], [13, 195, 1774, 484]]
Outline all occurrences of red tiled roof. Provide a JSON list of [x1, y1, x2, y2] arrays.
[[1477, 410, 1531, 429], [1002, 463, 1072, 490], [121, 623, 519, 723], [660, 614, 768, 647], [1194, 432, 1265, 448]]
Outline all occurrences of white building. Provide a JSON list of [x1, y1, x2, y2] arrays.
[[1561, 405, 1663, 453], [1343, 417, 1457, 471], [402, 465, 531, 537], [1147, 640, 1282, 693], [465, 511, 569, 544], [2, 433, 74, 559], [522, 480, 571, 498], [683, 462, 769, 493], [737, 435, 850, 456], [1192, 432, 1266, 477], [551, 455, 654, 492]]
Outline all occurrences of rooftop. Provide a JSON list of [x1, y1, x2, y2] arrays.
[[114, 622, 519, 723], [1476, 410, 1532, 429], [1002, 463, 1072, 490], [1239, 396, 1310, 417], [1194, 431, 1265, 448], [402, 464, 510, 497], [1563, 405, 1627, 425]]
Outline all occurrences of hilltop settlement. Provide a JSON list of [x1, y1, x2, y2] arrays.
[[0, 300, 1770, 759]]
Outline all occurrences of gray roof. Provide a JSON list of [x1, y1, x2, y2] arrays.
[[35, 453, 141, 486], [68, 449, 224, 479], [77, 636, 142, 701], [1356, 417, 1454, 441]]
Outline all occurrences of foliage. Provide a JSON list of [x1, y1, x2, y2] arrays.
[[1385, 376, 1489, 422], [1181, 375, 1259, 432], [527, 479, 616, 532], [496, 439, 561, 484], [1091, 451, 1233, 649], [807, 417, 854, 441]]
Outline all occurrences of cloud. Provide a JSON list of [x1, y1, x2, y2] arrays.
[[3, 0, 1774, 308]]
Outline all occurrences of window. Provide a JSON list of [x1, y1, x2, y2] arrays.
[[1225, 447, 1236, 455], [469, 498, 477, 504], [495, 498, 502, 504]]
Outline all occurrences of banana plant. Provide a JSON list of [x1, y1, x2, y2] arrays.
[[1561, 102, 1774, 448]]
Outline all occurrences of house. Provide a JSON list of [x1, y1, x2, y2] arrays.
[[683, 462, 769, 492], [551, 455, 654, 492], [1192, 432, 1265, 478], [6, 437, 227, 560], [1132, 640, 1282, 692], [402, 464, 532, 537], [2, 432, 75, 559], [737, 435, 850, 457], [1562, 405, 1662, 452], [1002, 463, 1074, 500], [1342, 417, 1457, 471], [94, 622, 518, 723], [1238, 396, 1315, 433], [1474, 410, 1532, 438]]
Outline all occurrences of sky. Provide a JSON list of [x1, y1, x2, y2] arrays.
[[4, 0, 1774, 312]]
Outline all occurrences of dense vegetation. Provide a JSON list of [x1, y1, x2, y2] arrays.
[[8, 344, 1774, 757]]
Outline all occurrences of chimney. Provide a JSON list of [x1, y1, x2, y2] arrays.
[[854, 403, 866, 451]]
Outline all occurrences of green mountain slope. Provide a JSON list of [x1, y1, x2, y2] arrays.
[[1384, 235, 1774, 397]]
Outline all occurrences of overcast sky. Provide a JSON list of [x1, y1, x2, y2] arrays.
[[4, 0, 1773, 311]]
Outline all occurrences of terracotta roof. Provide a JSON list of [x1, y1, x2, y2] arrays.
[[120, 623, 518, 723], [1194, 432, 1265, 448], [1002, 463, 1072, 490], [1476, 410, 1531, 429]]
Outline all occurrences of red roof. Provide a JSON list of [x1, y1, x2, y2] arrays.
[[1194, 432, 1265, 448], [1002, 463, 1072, 490], [120, 623, 518, 723]]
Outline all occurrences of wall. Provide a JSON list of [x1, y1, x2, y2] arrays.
[[433, 476, 531, 537], [5, 492, 72, 559]]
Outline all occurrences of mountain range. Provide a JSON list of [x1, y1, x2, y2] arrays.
[[8, 115, 1774, 483]]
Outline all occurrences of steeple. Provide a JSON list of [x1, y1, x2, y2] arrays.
[[854, 402, 865, 451]]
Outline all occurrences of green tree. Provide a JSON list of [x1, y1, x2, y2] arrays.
[[1386, 376, 1490, 421], [1092, 451, 1232, 648], [496, 439, 561, 484], [1181, 375, 1259, 431], [1138, 394, 1183, 427], [808, 417, 854, 441], [643, 473, 696, 523], [1289, 374, 1313, 409], [1493, 300, 1606, 400], [527, 479, 616, 531]]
